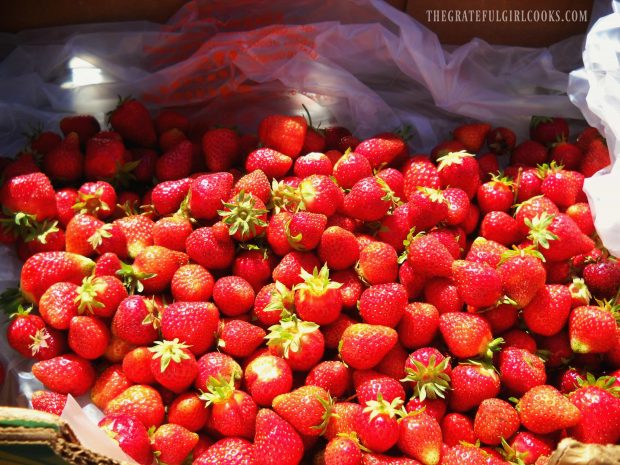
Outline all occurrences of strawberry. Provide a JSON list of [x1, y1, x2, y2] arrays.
[[246, 147, 293, 178], [151, 423, 198, 465], [318, 226, 360, 270], [511, 140, 548, 166], [406, 234, 453, 278], [194, 437, 254, 465], [506, 432, 554, 465], [75, 183, 115, 220], [211, 276, 256, 318], [287, 211, 327, 251], [529, 116, 569, 146], [253, 281, 295, 326], [299, 174, 344, 216], [355, 133, 407, 168], [306, 360, 351, 398], [108, 97, 157, 147], [565, 202, 595, 236], [273, 385, 332, 436], [451, 259, 502, 308], [233, 249, 276, 292], [122, 347, 156, 385], [266, 315, 325, 371], [1, 172, 57, 221], [75, 275, 127, 318], [83, 134, 129, 181], [333, 149, 373, 188], [423, 277, 463, 314], [406, 188, 449, 232], [397, 412, 442, 465], [90, 364, 132, 410], [112, 295, 160, 346], [486, 126, 516, 155], [219, 191, 269, 242], [549, 141, 583, 171], [498, 347, 546, 395], [161, 301, 219, 356], [152, 215, 192, 251], [431, 140, 467, 162], [568, 374, 620, 444], [339, 323, 398, 370], [473, 398, 520, 445], [186, 223, 236, 271], [538, 163, 584, 209], [436, 151, 480, 199], [497, 247, 546, 308], [244, 354, 293, 407], [68, 315, 110, 359], [200, 375, 257, 439], [42, 132, 83, 182], [477, 173, 514, 214], [515, 195, 558, 235], [333, 269, 365, 309], [453, 123, 491, 153], [258, 114, 307, 158], [477, 152, 500, 181], [522, 284, 571, 336], [397, 302, 439, 349], [582, 259, 620, 299], [202, 127, 241, 172], [449, 362, 501, 412], [98, 414, 153, 465], [31, 390, 68, 416], [344, 176, 394, 221], [517, 384, 581, 434], [272, 251, 321, 288], [132, 245, 183, 293], [354, 369, 405, 405], [149, 339, 198, 393], [402, 347, 451, 401], [113, 214, 154, 258], [439, 312, 498, 359], [580, 138, 611, 176], [189, 172, 234, 220], [150, 178, 191, 216], [402, 155, 441, 200], [443, 187, 470, 226], [358, 283, 407, 328], [19, 251, 94, 304], [479, 211, 522, 246], [65, 213, 103, 256], [569, 303, 618, 353], [441, 413, 476, 446], [194, 351, 242, 392], [358, 394, 403, 453], [217, 319, 266, 358], [294, 264, 342, 325], [232, 169, 272, 204], [167, 392, 209, 432], [32, 354, 95, 396], [6, 306, 60, 359], [294, 152, 333, 177], [325, 436, 362, 465], [59, 115, 99, 141], [357, 242, 398, 285], [254, 408, 304, 465]]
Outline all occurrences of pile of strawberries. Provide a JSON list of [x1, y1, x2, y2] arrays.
[[1, 98, 619, 465]]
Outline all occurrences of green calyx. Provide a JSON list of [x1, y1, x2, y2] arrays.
[[524, 212, 559, 250], [199, 375, 236, 405], [568, 277, 591, 305], [417, 186, 447, 205], [264, 281, 294, 318], [148, 338, 191, 372], [483, 337, 505, 363], [116, 261, 156, 294], [436, 150, 475, 170], [313, 392, 336, 436], [271, 179, 301, 213], [74, 276, 105, 314], [295, 264, 341, 297], [489, 171, 514, 187], [499, 245, 546, 265], [1, 207, 59, 244], [28, 328, 50, 356], [363, 392, 406, 420], [87, 223, 113, 250], [498, 437, 528, 465], [1, 290, 28, 316], [265, 315, 319, 358], [401, 355, 452, 401], [376, 177, 401, 208], [218, 190, 268, 241], [536, 160, 564, 179], [72, 188, 109, 216], [578, 372, 620, 397], [141, 297, 163, 330], [530, 115, 554, 128]]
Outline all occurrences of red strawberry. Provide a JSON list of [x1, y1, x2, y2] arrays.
[[583, 259, 620, 299], [294, 264, 342, 325], [522, 284, 571, 336], [232, 169, 272, 204], [294, 152, 333, 177], [149, 339, 198, 393], [194, 437, 254, 465], [150, 178, 191, 216], [441, 413, 476, 446], [497, 247, 546, 308], [518, 384, 581, 434], [213, 276, 255, 317], [318, 226, 360, 271], [217, 318, 266, 358], [402, 155, 441, 200], [511, 140, 548, 166], [568, 374, 620, 444], [357, 242, 398, 285], [499, 347, 546, 395], [431, 140, 467, 162], [258, 114, 307, 158], [333, 150, 373, 188], [219, 191, 269, 242], [530, 116, 569, 146], [549, 141, 583, 171], [245, 354, 293, 407], [1, 172, 57, 221], [186, 223, 235, 271], [451, 259, 502, 308], [273, 385, 332, 436], [161, 301, 219, 356], [202, 127, 241, 172], [486, 126, 516, 155], [397, 302, 439, 350], [358, 283, 407, 328], [569, 303, 618, 353], [75, 275, 127, 318], [506, 432, 554, 465], [194, 351, 242, 392], [68, 315, 110, 360], [167, 392, 209, 432], [443, 187, 470, 226], [397, 412, 442, 465], [477, 173, 514, 213], [479, 211, 522, 246], [299, 174, 344, 216], [477, 152, 500, 181], [355, 133, 407, 168], [108, 98, 156, 147], [31, 390, 68, 416], [112, 295, 160, 346], [453, 123, 491, 153], [423, 277, 463, 314], [122, 347, 156, 385], [246, 148, 293, 178], [189, 172, 234, 220], [566, 202, 595, 236], [254, 408, 304, 465], [358, 393, 403, 453], [266, 315, 325, 371], [580, 138, 611, 176], [132, 245, 184, 293], [32, 354, 95, 396], [113, 214, 154, 258], [439, 312, 498, 359], [90, 364, 132, 410], [42, 132, 83, 182], [151, 423, 198, 465], [344, 176, 394, 221], [473, 398, 520, 445], [104, 384, 165, 428], [402, 348, 451, 402], [233, 249, 276, 292], [287, 211, 327, 251], [83, 134, 130, 181], [306, 360, 351, 398], [436, 151, 480, 199], [272, 251, 321, 288], [339, 323, 398, 370], [449, 362, 501, 412], [406, 234, 453, 278], [325, 436, 362, 465], [98, 414, 153, 465], [7, 306, 62, 359]]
